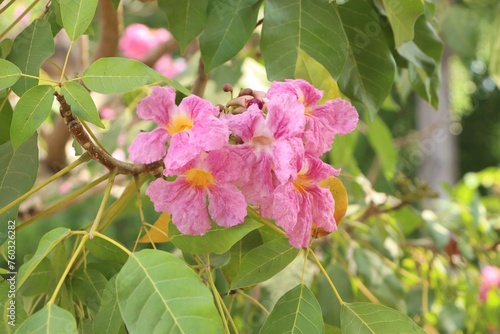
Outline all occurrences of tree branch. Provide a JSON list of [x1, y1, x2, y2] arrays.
[[54, 92, 164, 176], [191, 56, 209, 98]]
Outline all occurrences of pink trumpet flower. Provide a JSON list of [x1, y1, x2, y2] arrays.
[[267, 79, 358, 156], [146, 150, 247, 235], [128, 87, 229, 174]]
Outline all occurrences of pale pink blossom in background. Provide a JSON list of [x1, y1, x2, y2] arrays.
[[99, 107, 116, 120], [111, 148, 126, 161], [154, 55, 186, 78], [146, 150, 247, 235], [119, 23, 185, 78], [120, 23, 170, 59], [480, 265, 500, 302], [14, 5, 31, 26], [58, 181, 73, 195]]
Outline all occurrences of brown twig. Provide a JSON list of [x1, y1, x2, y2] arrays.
[[91, 0, 120, 61], [191, 57, 209, 98], [54, 92, 164, 176]]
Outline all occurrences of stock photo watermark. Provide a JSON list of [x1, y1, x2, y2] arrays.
[[5, 219, 17, 327]]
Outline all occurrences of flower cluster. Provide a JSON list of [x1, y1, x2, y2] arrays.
[[128, 79, 358, 248]]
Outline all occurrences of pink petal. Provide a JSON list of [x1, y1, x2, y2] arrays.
[[309, 185, 336, 232], [163, 133, 200, 174], [288, 193, 314, 248], [272, 138, 304, 184], [304, 155, 340, 182], [314, 99, 358, 135], [208, 183, 247, 228], [179, 95, 219, 118], [267, 79, 322, 111], [128, 128, 169, 163], [146, 178, 212, 235], [225, 105, 264, 142], [189, 113, 230, 152], [303, 117, 334, 156], [267, 93, 305, 139], [204, 149, 244, 183], [240, 153, 275, 206], [136, 86, 177, 126], [272, 183, 300, 233]]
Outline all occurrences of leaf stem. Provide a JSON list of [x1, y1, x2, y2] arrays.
[[0, 0, 41, 40], [0, 153, 91, 217], [204, 255, 230, 334], [97, 175, 149, 233], [93, 231, 132, 255], [308, 250, 344, 305], [48, 233, 89, 305], [16, 172, 109, 231], [300, 248, 310, 285], [0, 0, 17, 16], [19, 73, 60, 84], [237, 290, 270, 315], [89, 169, 117, 236], [247, 207, 286, 238], [59, 40, 75, 83]]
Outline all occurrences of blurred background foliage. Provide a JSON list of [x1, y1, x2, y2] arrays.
[[0, 0, 499, 333]]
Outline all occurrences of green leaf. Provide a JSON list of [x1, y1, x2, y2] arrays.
[[353, 247, 405, 311], [0, 99, 13, 145], [0, 38, 13, 58], [6, 19, 54, 96], [200, 0, 262, 71], [441, 5, 479, 59], [341, 302, 425, 334], [48, 242, 67, 296], [380, 0, 424, 47], [0, 279, 29, 332], [82, 57, 190, 96], [230, 238, 299, 289], [318, 263, 354, 327], [366, 115, 397, 180], [261, 0, 348, 81], [398, 15, 442, 109], [116, 249, 224, 333], [157, 0, 209, 53], [16, 228, 71, 290], [489, 5, 500, 88], [336, 0, 396, 118], [168, 218, 262, 254], [10, 85, 54, 149], [94, 275, 125, 334], [260, 284, 324, 334], [19, 258, 51, 297], [46, 0, 63, 35], [16, 304, 77, 334], [60, 0, 99, 41], [0, 135, 38, 246], [83, 269, 109, 316], [86, 237, 128, 264], [222, 230, 263, 283], [0, 59, 21, 90], [295, 48, 341, 102], [61, 82, 104, 128]]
